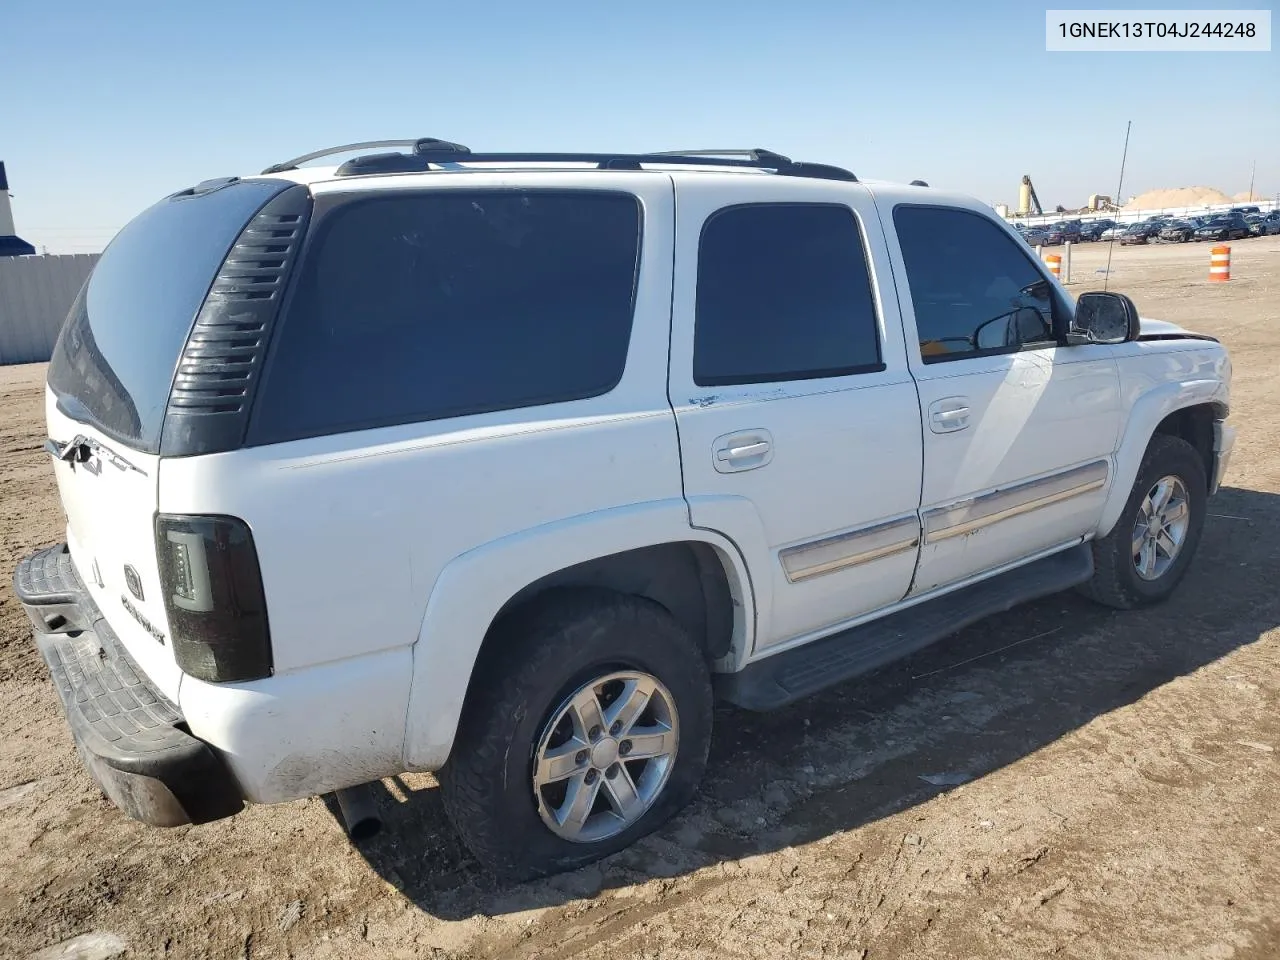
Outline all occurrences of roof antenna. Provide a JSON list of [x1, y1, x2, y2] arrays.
[[1102, 120, 1132, 292], [909, 179, 929, 187]]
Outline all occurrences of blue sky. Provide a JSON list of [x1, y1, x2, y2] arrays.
[[3, 0, 1276, 252]]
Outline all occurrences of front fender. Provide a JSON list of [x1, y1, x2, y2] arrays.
[[1096, 376, 1228, 537], [401, 499, 754, 770]]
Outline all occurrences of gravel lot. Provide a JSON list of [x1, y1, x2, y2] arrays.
[[2, 236, 1278, 960]]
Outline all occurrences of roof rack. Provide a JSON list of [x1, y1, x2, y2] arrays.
[[260, 138, 469, 174], [260, 138, 857, 182]]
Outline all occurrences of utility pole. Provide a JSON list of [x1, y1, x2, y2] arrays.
[[1247, 160, 1256, 202]]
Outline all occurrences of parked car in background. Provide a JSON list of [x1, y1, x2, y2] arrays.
[[1121, 223, 1157, 245], [1023, 226, 1050, 246], [1080, 219, 1115, 241], [1041, 223, 1065, 245], [1194, 215, 1251, 242], [1246, 214, 1280, 237], [1041, 221, 1084, 245], [1158, 219, 1198, 243], [1231, 205, 1260, 216], [1100, 223, 1128, 241]]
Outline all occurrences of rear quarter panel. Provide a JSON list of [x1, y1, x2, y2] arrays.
[[161, 173, 686, 792]]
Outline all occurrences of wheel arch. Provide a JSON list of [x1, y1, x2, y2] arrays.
[[1152, 402, 1219, 490], [494, 541, 737, 661], [401, 500, 753, 771], [1097, 381, 1227, 538]]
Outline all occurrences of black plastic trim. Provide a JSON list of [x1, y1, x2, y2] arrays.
[[717, 544, 1093, 711], [159, 184, 314, 457], [13, 543, 81, 605], [695, 362, 888, 387], [328, 150, 857, 182], [15, 545, 243, 825], [1137, 333, 1220, 344]]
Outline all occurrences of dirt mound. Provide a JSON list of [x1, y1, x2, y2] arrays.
[[1125, 186, 1234, 209], [1233, 191, 1260, 202]]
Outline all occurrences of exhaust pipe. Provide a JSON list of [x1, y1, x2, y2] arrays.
[[334, 783, 382, 841]]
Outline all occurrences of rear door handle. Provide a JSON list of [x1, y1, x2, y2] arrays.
[[712, 430, 774, 473], [717, 441, 770, 461], [929, 398, 971, 433]]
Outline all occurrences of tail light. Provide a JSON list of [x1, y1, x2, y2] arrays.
[[155, 514, 272, 682]]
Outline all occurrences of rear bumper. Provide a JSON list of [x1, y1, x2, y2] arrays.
[[14, 544, 243, 826]]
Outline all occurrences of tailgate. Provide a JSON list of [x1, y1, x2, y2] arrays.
[[45, 392, 181, 701], [38, 177, 297, 701]]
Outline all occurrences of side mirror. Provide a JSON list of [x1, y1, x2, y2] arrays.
[[1069, 291, 1139, 345]]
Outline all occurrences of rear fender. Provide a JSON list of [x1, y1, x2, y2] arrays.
[[401, 499, 754, 770]]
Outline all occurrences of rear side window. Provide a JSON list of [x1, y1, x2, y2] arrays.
[[249, 190, 642, 444], [693, 203, 882, 387], [893, 205, 1066, 363], [47, 180, 288, 452]]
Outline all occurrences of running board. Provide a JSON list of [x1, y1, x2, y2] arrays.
[[716, 544, 1093, 711]]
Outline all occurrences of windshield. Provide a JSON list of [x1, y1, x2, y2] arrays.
[[47, 179, 288, 452]]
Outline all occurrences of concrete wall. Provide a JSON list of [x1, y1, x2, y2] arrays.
[[0, 254, 98, 365]]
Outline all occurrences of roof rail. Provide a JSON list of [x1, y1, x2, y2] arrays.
[[260, 138, 856, 182], [260, 138, 470, 175]]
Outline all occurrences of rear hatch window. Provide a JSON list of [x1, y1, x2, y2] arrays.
[[48, 179, 290, 453]]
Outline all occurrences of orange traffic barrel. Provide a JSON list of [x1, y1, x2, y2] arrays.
[[1209, 245, 1231, 281], [1044, 254, 1062, 279]]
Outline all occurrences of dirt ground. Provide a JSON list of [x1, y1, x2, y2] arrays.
[[2, 236, 1279, 960]]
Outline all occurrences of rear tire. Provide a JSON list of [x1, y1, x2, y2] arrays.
[[1079, 435, 1207, 610], [439, 588, 713, 880]]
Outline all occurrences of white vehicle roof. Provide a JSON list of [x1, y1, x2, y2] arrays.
[[257, 160, 989, 217]]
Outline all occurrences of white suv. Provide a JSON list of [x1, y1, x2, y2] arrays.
[[16, 139, 1235, 879]]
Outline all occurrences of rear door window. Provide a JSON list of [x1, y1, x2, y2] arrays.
[[47, 179, 288, 452], [693, 203, 882, 386], [249, 190, 642, 444]]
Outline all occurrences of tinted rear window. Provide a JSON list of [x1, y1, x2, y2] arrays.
[[248, 190, 642, 444], [693, 203, 882, 386], [48, 180, 287, 452]]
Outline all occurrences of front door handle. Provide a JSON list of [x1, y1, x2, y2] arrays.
[[712, 430, 774, 473], [929, 398, 971, 434]]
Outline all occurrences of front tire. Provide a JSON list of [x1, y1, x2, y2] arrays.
[[1079, 435, 1207, 610], [438, 588, 713, 880]]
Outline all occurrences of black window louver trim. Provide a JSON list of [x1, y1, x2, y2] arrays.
[[160, 185, 313, 456]]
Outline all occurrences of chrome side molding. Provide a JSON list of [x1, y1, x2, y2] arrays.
[[923, 460, 1109, 544], [780, 514, 920, 583]]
